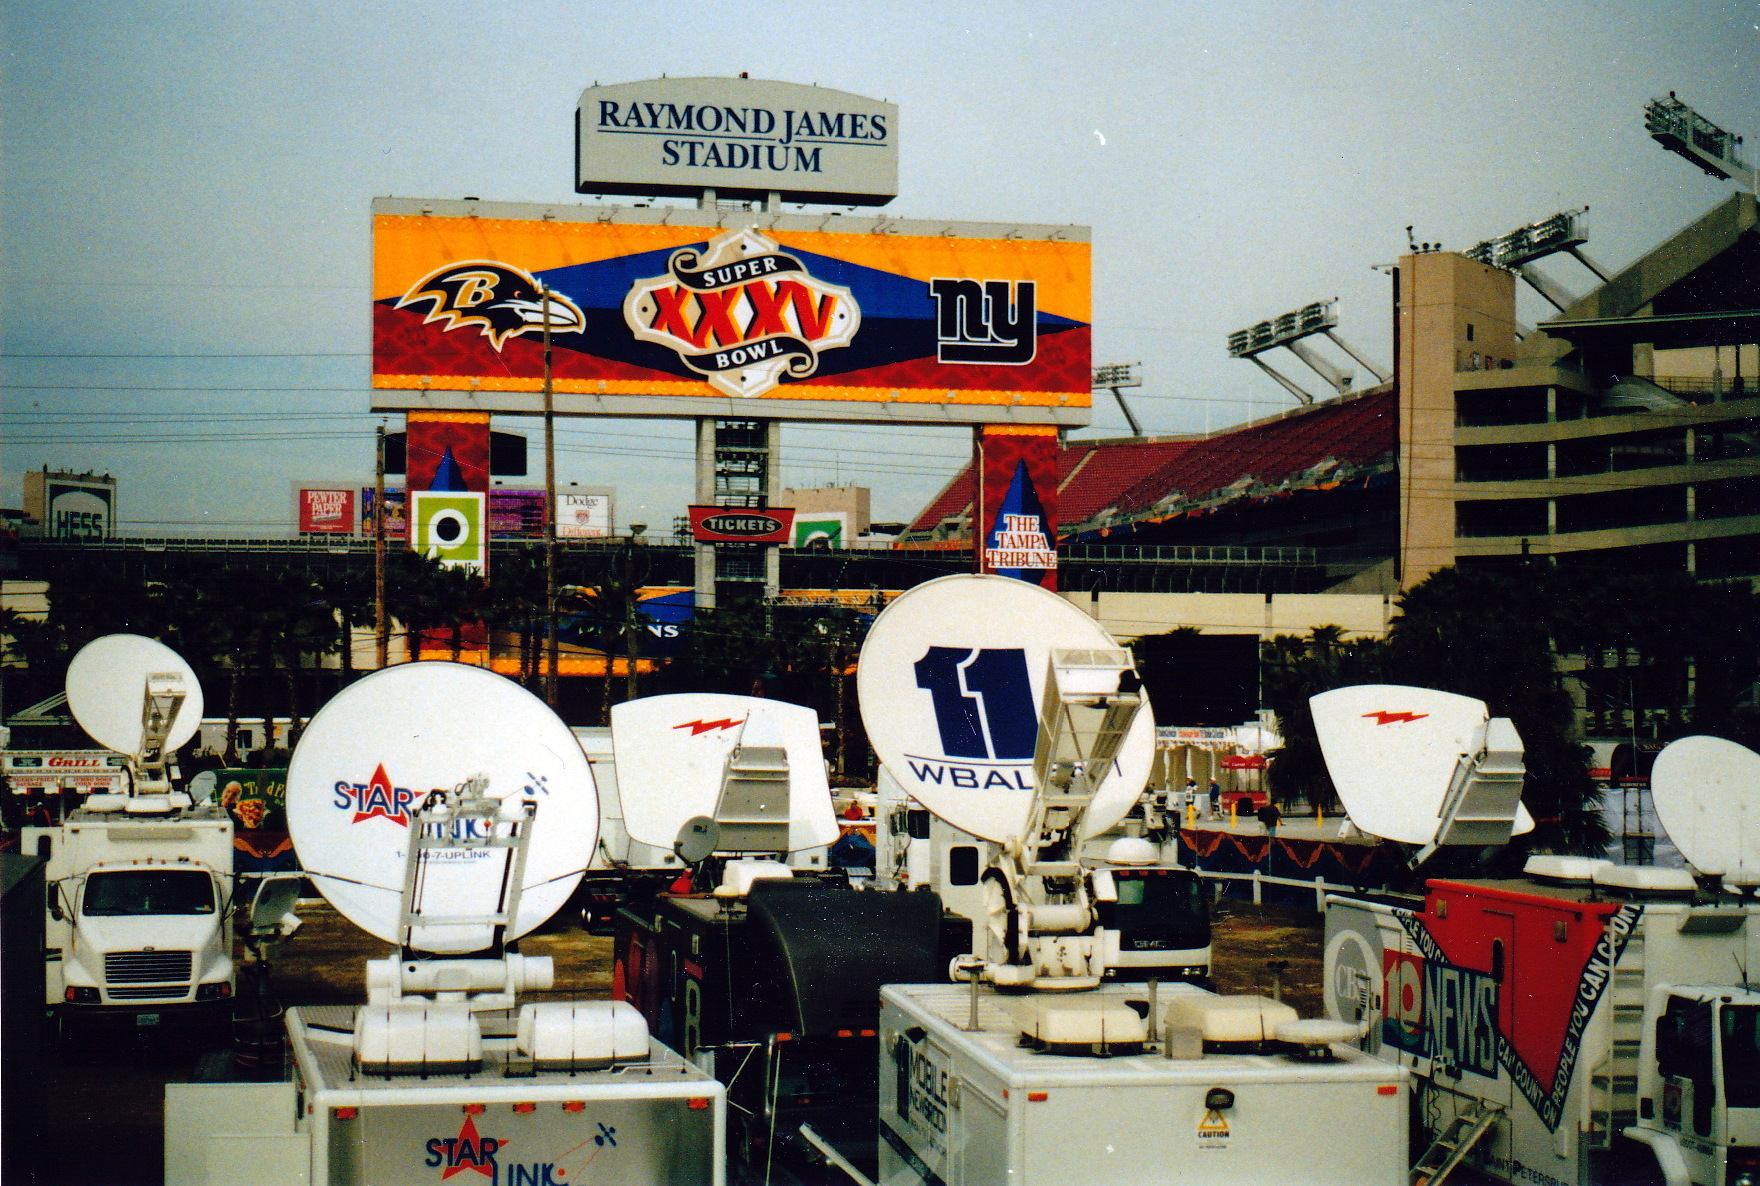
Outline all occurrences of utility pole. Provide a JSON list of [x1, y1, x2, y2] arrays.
[[543, 289, 559, 707], [624, 527, 645, 705], [374, 423, 388, 668]]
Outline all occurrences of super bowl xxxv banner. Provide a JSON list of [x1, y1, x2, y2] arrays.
[[371, 198, 1090, 425]]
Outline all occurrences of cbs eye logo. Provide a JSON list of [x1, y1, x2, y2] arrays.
[[410, 491, 487, 572]]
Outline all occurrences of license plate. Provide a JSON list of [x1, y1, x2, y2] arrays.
[[135, 1013, 160, 1027]]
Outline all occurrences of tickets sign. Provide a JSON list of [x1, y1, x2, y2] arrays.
[[371, 198, 1091, 427], [688, 505, 795, 543]]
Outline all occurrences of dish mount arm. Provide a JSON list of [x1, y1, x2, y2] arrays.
[[366, 775, 554, 1008], [979, 648, 1143, 991], [1411, 717, 1526, 868], [132, 670, 188, 794]]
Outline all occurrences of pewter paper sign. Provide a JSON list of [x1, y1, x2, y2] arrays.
[[610, 693, 837, 852], [855, 573, 1154, 844], [284, 662, 598, 952]]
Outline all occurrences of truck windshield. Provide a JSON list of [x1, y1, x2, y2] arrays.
[[82, 870, 215, 916], [1722, 1004, 1760, 1108], [1107, 870, 1211, 948]]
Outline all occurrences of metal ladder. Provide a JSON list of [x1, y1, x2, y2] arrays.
[[1411, 1102, 1501, 1186]]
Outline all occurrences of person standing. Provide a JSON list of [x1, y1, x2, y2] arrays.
[[1257, 799, 1282, 839], [1207, 779, 1221, 820]]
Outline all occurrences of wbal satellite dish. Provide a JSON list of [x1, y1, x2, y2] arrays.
[[66, 633, 205, 756], [611, 693, 838, 851], [1651, 736, 1760, 884], [1310, 684, 1534, 846], [855, 574, 1155, 844], [285, 662, 598, 952]]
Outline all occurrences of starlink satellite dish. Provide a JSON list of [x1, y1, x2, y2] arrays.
[[285, 662, 598, 953], [610, 692, 837, 852], [1310, 684, 1533, 848], [1652, 736, 1760, 886], [65, 633, 205, 756], [856, 574, 1154, 844]]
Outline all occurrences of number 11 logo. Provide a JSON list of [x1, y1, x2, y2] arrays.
[[913, 647, 1037, 760]]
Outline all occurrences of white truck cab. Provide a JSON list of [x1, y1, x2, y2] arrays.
[[27, 794, 234, 1037], [1631, 984, 1760, 1186]]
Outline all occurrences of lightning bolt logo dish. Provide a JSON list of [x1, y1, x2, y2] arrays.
[[673, 718, 744, 736], [1362, 710, 1429, 725]]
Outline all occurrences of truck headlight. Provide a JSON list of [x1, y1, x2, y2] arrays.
[[196, 982, 232, 1001], [64, 986, 100, 1004]]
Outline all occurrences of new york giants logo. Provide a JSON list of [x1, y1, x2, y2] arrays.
[[929, 279, 1037, 364]]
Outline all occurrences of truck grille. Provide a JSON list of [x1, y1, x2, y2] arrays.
[[107, 984, 189, 1000], [105, 950, 193, 984]]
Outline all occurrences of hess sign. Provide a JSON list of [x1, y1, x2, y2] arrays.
[[689, 506, 795, 543]]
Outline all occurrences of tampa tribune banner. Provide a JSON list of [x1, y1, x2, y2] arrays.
[[371, 203, 1090, 419], [976, 424, 1059, 590]]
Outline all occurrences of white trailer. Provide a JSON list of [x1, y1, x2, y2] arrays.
[[165, 1002, 724, 1186], [1325, 863, 1760, 1186], [879, 981, 1408, 1186]]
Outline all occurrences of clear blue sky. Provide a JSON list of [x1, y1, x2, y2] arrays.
[[3, 0, 1755, 534]]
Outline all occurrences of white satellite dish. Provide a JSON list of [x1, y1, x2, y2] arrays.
[[65, 634, 205, 756], [611, 693, 838, 852], [1652, 736, 1760, 884], [187, 769, 218, 805], [285, 662, 598, 952], [855, 574, 1154, 844], [1310, 684, 1534, 847]]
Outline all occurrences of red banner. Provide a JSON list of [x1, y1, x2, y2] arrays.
[[298, 488, 356, 534], [1220, 754, 1267, 769], [975, 425, 1059, 590], [689, 506, 795, 543], [407, 411, 490, 493]]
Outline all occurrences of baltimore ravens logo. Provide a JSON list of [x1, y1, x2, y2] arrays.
[[396, 261, 586, 351]]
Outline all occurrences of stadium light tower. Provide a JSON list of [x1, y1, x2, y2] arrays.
[[1645, 92, 1756, 187], [1464, 208, 1608, 312], [1091, 362, 1145, 437], [1226, 299, 1387, 405]]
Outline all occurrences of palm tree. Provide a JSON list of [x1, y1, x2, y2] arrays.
[[483, 549, 546, 688], [1385, 566, 1605, 854]]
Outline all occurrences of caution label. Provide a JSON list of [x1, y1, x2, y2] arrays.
[[1197, 1109, 1231, 1152]]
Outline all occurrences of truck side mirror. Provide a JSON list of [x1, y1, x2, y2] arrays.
[[46, 882, 63, 922]]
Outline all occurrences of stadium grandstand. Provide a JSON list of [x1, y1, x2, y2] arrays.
[[900, 386, 1398, 592]]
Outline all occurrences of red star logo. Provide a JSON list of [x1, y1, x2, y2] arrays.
[[439, 1114, 503, 1179], [352, 763, 408, 825]]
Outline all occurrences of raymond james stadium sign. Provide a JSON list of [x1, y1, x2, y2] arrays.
[[577, 77, 897, 206]]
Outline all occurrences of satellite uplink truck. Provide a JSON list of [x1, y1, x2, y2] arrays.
[[24, 635, 237, 1040], [164, 662, 726, 1186], [608, 691, 944, 1184], [1316, 684, 1760, 1186], [862, 576, 1410, 1186]]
